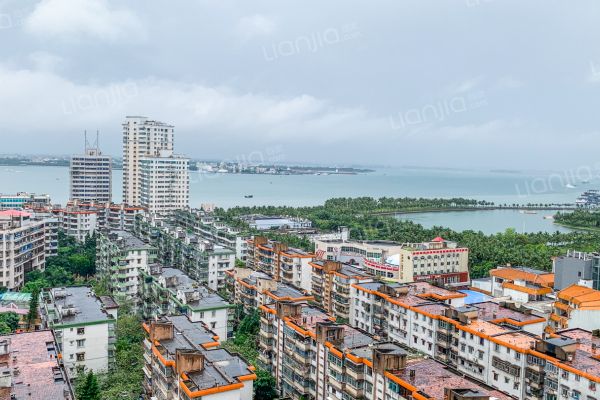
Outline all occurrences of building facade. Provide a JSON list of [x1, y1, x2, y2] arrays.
[[553, 250, 598, 290], [258, 300, 514, 400], [246, 236, 314, 291], [39, 287, 117, 379], [96, 230, 157, 305], [0, 210, 57, 289], [139, 151, 189, 214], [142, 316, 255, 400], [122, 116, 174, 207], [139, 265, 234, 340], [490, 266, 555, 303], [0, 192, 51, 209], [70, 140, 112, 203], [309, 260, 373, 322], [549, 284, 600, 332]]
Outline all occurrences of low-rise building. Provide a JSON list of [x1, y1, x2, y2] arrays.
[[0, 210, 58, 289], [553, 250, 599, 290], [549, 284, 600, 331], [372, 237, 470, 284], [139, 265, 234, 340], [96, 230, 157, 305], [226, 268, 312, 315], [309, 260, 373, 322], [314, 238, 403, 269], [0, 330, 74, 399], [242, 215, 312, 230], [490, 266, 554, 302], [39, 287, 117, 379], [142, 315, 255, 400], [0, 192, 51, 209], [247, 236, 314, 291]]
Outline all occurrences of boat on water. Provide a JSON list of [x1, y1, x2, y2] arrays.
[[566, 183, 576, 189], [519, 210, 538, 214], [244, 195, 253, 198], [543, 215, 554, 220]]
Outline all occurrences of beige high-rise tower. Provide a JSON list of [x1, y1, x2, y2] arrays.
[[122, 116, 174, 206]]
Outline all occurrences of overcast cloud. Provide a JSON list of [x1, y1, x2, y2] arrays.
[[0, 0, 599, 169]]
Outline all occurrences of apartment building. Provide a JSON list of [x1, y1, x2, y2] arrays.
[[134, 218, 236, 291], [528, 329, 600, 400], [553, 250, 600, 290], [39, 287, 117, 379], [490, 266, 555, 302], [96, 230, 157, 305], [172, 209, 251, 261], [31, 201, 145, 241], [314, 238, 403, 269], [366, 237, 470, 284], [247, 236, 314, 291], [0, 210, 57, 289], [70, 138, 112, 203], [348, 279, 582, 399], [225, 267, 312, 314], [139, 265, 234, 340], [309, 260, 373, 322], [259, 300, 514, 400], [139, 150, 189, 214], [122, 116, 174, 206], [0, 192, 51, 209], [60, 209, 97, 242], [0, 330, 74, 399], [142, 315, 255, 400], [549, 284, 600, 331]]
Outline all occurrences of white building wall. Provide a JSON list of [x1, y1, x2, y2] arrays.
[[188, 307, 229, 341], [60, 322, 111, 377]]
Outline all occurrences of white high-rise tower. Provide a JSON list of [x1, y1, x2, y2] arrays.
[[70, 131, 112, 203], [122, 116, 174, 206]]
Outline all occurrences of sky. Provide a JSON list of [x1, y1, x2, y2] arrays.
[[0, 0, 599, 169]]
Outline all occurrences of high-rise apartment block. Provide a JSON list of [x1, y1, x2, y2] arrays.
[[122, 116, 174, 207], [70, 133, 112, 203], [139, 150, 189, 214], [0, 210, 58, 289]]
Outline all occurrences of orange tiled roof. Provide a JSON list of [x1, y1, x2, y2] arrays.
[[557, 285, 600, 310], [490, 268, 554, 287], [501, 282, 552, 296]]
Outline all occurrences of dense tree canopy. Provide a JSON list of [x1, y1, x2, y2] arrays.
[[555, 209, 600, 229], [22, 231, 96, 292], [216, 197, 600, 278]]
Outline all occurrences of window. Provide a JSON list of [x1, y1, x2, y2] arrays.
[[493, 372, 498, 381], [76, 353, 85, 361], [77, 328, 85, 335], [76, 339, 85, 348]]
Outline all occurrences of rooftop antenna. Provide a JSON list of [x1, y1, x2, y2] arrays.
[[84, 130, 101, 154]]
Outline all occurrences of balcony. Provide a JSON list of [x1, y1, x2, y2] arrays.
[[345, 383, 365, 399]]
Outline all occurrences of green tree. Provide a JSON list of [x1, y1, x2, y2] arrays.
[[0, 312, 21, 333], [254, 369, 278, 400], [97, 314, 144, 400], [76, 371, 100, 400], [26, 288, 39, 331]]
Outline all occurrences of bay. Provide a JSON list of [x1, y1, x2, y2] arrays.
[[0, 165, 590, 233]]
